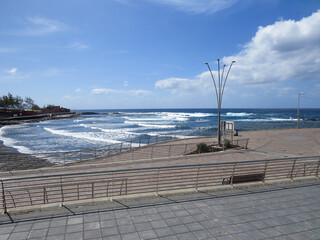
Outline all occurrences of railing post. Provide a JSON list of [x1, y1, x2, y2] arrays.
[[130, 140, 132, 150], [1, 180, 7, 214], [316, 159, 320, 178], [231, 163, 236, 187], [60, 176, 64, 203], [92, 183, 94, 199], [290, 159, 297, 180], [263, 160, 268, 184], [168, 145, 172, 157], [139, 138, 141, 148], [195, 166, 200, 192], [120, 143, 123, 152], [151, 146, 154, 159], [184, 144, 187, 155], [132, 148, 134, 161], [156, 169, 160, 196], [303, 163, 306, 176]]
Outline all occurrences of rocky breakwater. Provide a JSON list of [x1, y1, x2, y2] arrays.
[[0, 112, 79, 125]]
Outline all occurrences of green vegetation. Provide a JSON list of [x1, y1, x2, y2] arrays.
[[224, 139, 232, 148], [196, 142, 211, 153], [0, 92, 40, 110]]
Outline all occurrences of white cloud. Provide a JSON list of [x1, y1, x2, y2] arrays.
[[5, 17, 67, 36], [68, 42, 89, 50], [123, 81, 129, 87], [223, 10, 320, 85], [155, 71, 215, 95], [75, 88, 82, 93], [148, 0, 238, 14], [6, 68, 18, 75], [156, 10, 320, 96], [91, 88, 151, 96]]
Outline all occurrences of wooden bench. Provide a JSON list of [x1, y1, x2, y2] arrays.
[[222, 173, 265, 185]]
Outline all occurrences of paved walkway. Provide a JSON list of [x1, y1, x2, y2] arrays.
[[1, 180, 320, 240]]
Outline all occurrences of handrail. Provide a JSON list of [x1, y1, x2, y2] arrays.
[[0, 137, 248, 167], [2, 155, 319, 213]]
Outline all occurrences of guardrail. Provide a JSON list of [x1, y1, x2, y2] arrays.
[[1, 155, 319, 213], [13, 130, 217, 165], [0, 138, 249, 171], [126, 138, 249, 162]]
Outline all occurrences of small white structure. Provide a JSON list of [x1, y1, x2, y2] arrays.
[[221, 121, 235, 141]]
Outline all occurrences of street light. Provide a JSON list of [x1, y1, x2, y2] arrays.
[[205, 59, 235, 146], [297, 92, 304, 129]]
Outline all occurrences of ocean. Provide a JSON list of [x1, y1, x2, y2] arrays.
[[1, 108, 320, 154]]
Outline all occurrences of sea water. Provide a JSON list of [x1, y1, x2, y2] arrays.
[[1, 108, 320, 154]]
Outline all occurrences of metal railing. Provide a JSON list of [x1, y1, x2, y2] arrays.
[[125, 138, 249, 162], [1, 155, 319, 213], [6, 130, 217, 166], [0, 138, 249, 171]]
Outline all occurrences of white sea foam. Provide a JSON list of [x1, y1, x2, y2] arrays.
[[0, 125, 33, 154], [160, 112, 215, 118], [226, 112, 255, 117], [236, 117, 297, 122], [124, 121, 176, 129], [44, 127, 121, 144]]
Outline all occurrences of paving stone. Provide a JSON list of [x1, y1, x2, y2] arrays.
[[139, 229, 158, 239], [121, 232, 140, 240], [28, 229, 48, 239], [84, 214, 99, 223], [0, 234, 9, 240], [46, 235, 65, 240], [103, 235, 121, 240], [84, 221, 101, 230], [65, 232, 83, 240], [170, 225, 190, 234], [47, 226, 66, 236], [100, 226, 119, 237], [12, 223, 32, 232], [66, 224, 83, 233], [8, 231, 29, 240], [118, 224, 136, 234], [192, 229, 214, 240], [50, 218, 67, 227], [176, 232, 197, 240], [31, 221, 50, 230], [67, 216, 83, 225], [83, 229, 102, 239], [135, 222, 153, 231], [131, 215, 148, 223], [150, 219, 167, 229]]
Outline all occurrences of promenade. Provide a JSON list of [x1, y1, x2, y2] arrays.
[[0, 180, 319, 240], [0, 128, 320, 239]]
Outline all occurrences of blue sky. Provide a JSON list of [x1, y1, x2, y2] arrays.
[[1, 0, 320, 110]]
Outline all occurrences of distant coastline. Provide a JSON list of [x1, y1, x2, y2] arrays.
[[0, 112, 79, 126]]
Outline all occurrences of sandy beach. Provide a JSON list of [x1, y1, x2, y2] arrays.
[[0, 128, 319, 176]]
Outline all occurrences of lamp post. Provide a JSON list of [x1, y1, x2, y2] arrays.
[[297, 92, 304, 129], [205, 59, 235, 146]]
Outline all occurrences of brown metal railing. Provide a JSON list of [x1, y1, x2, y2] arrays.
[[1, 155, 319, 213], [0, 138, 249, 170]]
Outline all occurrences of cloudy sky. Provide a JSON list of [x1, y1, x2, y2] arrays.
[[1, 0, 320, 109]]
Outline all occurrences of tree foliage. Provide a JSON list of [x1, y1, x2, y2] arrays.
[[0, 93, 39, 110]]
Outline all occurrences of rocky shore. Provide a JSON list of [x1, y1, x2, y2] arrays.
[[0, 112, 79, 125]]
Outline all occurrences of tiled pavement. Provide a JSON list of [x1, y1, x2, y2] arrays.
[[1, 181, 320, 240]]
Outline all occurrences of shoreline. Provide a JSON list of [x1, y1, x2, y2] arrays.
[[0, 112, 79, 126], [0, 127, 319, 173]]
